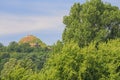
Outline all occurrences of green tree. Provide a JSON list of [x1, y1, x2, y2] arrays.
[[52, 40, 63, 53], [39, 39, 120, 80], [7, 41, 19, 52], [0, 43, 6, 52], [0, 52, 10, 78], [18, 43, 34, 53], [0, 43, 4, 48], [39, 42, 82, 80], [1, 58, 34, 80], [63, 0, 120, 47]]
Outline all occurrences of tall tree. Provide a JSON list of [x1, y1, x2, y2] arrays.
[[63, 0, 120, 47]]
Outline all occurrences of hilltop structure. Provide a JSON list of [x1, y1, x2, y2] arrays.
[[19, 35, 46, 48]]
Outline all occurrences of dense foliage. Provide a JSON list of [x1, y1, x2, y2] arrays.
[[0, 0, 120, 80], [63, 0, 120, 47], [0, 41, 51, 80], [38, 39, 120, 80]]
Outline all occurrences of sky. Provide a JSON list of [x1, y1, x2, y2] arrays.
[[0, 0, 120, 46]]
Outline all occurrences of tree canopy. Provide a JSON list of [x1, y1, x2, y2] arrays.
[[63, 0, 120, 47], [38, 39, 120, 80]]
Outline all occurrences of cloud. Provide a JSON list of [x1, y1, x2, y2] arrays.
[[0, 14, 64, 36], [0, 0, 70, 37]]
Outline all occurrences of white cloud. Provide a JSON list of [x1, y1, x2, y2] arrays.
[[0, 0, 71, 37], [0, 14, 64, 36]]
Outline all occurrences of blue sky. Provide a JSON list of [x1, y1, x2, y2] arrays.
[[0, 0, 120, 46]]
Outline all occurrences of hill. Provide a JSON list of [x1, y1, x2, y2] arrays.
[[19, 35, 46, 48]]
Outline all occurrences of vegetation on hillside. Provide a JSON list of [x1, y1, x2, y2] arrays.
[[0, 0, 120, 80]]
